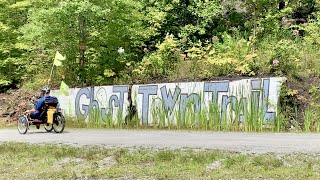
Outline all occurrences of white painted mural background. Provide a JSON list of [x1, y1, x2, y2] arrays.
[[52, 77, 286, 125]]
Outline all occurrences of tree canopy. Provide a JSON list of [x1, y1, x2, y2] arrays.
[[1, 0, 320, 90]]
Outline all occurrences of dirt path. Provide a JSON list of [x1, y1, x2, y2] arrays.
[[1, 129, 320, 154]]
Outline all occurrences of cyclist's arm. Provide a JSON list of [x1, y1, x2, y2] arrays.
[[26, 108, 36, 113], [33, 98, 44, 111]]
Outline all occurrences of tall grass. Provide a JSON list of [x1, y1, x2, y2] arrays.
[[145, 87, 277, 132], [303, 107, 320, 133], [66, 105, 127, 129], [68, 96, 285, 132], [304, 108, 312, 132], [64, 85, 320, 132]]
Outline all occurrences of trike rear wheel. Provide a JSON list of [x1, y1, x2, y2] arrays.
[[53, 113, 65, 133]]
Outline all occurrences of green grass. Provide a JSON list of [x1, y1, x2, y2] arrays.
[[0, 142, 320, 179], [65, 95, 285, 132], [0, 113, 314, 134]]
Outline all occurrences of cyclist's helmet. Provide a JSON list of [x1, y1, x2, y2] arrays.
[[41, 87, 51, 94]]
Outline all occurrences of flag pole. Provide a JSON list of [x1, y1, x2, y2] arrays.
[[47, 61, 55, 88]]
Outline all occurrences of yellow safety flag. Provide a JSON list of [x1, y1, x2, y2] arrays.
[[53, 51, 66, 66], [59, 80, 70, 96]]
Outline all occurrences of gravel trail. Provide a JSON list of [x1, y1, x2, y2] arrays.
[[1, 129, 319, 154]]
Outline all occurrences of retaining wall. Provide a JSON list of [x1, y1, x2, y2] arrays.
[[51, 77, 286, 125]]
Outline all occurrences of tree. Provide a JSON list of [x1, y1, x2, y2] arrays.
[[142, 0, 222, 48], [21, 0, 155, 86], [0, 0, 32, 90]]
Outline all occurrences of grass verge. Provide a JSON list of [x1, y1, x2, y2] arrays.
[[0, 142, 320, 179]]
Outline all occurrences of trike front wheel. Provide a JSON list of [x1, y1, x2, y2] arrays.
[[17, 115, 29, 134], [44, 123, 53, 132]]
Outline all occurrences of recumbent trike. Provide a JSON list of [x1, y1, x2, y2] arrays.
[[17, 97, 65, 134]]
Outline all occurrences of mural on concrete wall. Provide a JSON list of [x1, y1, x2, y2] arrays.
[[51, 86, 130, 121], [52, 77, 286, 125]]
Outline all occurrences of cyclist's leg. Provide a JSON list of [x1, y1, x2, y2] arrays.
[[30, 112, 40, 119], [30, 112, 41, 129]]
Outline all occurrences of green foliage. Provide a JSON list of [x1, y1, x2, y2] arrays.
[[269, 40, 300, 76], [20, 0, 155, 86], [212, 33, 257, 76], [304, 86, 320, 132], [0, 0, 32, 90], [304, 107, 320, 132], [133, 34, 181, 81], [2, 0, 320, 130], [0, 0, 318, 89], [278, 83, 300, 131], [142, 0, 222, 42]]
